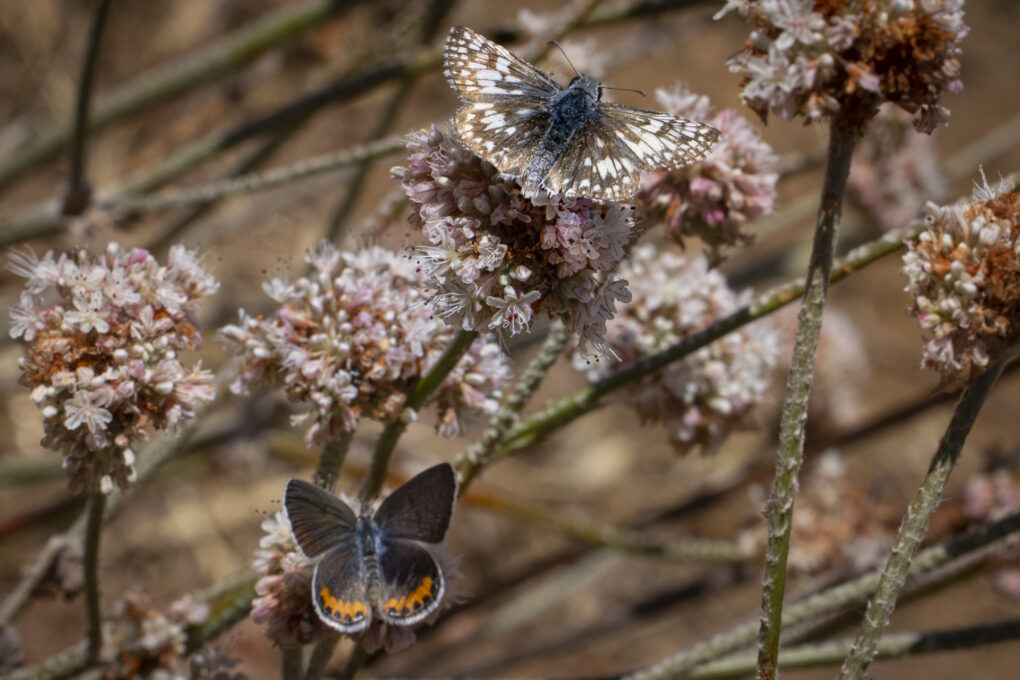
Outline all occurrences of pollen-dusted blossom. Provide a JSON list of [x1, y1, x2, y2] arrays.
[[8, 244, 218, 494], [572, 244, 780, 453], [901, 173, 1020, 387], [104, 590, 210, 677], [740, 450, 898, 574], [251, 510, 324, 648], [393, 126, 634, 357], [636, 85, 778, 262], [219, 243, 511, 445], [718, 0, 968, 131], [848, 107, 946, 231]]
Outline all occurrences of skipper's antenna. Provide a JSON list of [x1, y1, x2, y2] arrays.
[[601, 85, 647, 97], [548, 40, 581, 77]]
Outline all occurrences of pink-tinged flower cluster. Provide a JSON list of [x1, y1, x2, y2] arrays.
[[740, 451, 898, 574], [219, 243, 511, 444], [848, 107, 946, 231], [393, 126, 634, 357], [8, 244, 218, 494], [719, 0, 968, 132], [251, 510, 324, 648], [961, 450, 1020, 598], [901, 174, 1020, 387], [573, 245, 780, 453], [636, 85, 778, 263], [104, 590, 211, 677]]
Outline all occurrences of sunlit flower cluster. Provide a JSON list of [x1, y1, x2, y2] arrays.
[[901, 174, 1019, 387], [9, 244, 218, 494], [104, 591, 211, 678], [718, 0, 968, 131], [848, 107, 946, 231], [251, 510, 324, 649], [637, 85, 778, 262], [394, 126, 635, 357], [219, 243, 511, 445], [573, 245, 779, 453], [741, 451, 897, 574]]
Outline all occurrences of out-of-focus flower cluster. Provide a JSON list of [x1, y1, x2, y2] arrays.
[[516, 9, 609, 78], [251, 510, 323, 649], [901, 174, 1019, 387], [719, 0, 968, 132], [573, 244, 779, 453], [219, 243, 511, 444], [394, 126, 634, 357], [962, 449, 1020, 598], [103, 590, 229, 680], [848, 108, 946, 231], [741, 451, 898, 574], [637, 85, 778, 263], [9, 244, 218, 494]]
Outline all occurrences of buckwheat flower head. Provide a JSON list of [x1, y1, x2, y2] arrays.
[[572, 245, 780, 453], [636, 85, 778, 262], [105, 590, 210, 677], [848, 107, 946, 231], [901, 173, 1019, 387], [393, 126, 634, 357], [8, 244, 218, 494], [219, 243, 511, 445], [719, 0, 968, 131], [251, 510, 324, 648]]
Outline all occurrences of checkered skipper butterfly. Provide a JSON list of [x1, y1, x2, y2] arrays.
[[444, 26, 720, 202]]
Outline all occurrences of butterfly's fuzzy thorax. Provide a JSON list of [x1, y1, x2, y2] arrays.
[[443, 26, 719, 202]]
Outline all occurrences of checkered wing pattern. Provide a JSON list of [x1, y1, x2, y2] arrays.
[[543, 104, 720, 201]]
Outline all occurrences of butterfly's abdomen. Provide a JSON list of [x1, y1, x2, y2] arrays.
[[524, 88, 597, 193]]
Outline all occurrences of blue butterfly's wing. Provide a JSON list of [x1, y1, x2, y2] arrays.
[[376, 537, 445, 627], [312, 543, 371, 633], [284, 479, 357, 557], [373, 463, 457, 544]]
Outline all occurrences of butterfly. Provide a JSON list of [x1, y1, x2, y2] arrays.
[[443, 26, 720, 202], [284, 463, 457, 632]]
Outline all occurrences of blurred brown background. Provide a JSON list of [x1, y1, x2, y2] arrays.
[[1, 1, 1019, 678]]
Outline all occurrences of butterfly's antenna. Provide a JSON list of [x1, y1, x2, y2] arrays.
[[548, 40, 581, 77], [602, 85, 648, 98]]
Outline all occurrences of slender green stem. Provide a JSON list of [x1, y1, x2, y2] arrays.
[[303, 632, 341, 680], [63, 0, 112, 215], [620, 510, 1020, 680], [756, 117, 857, 680], [453, 320, 571, 489], [100, 136, 407, 213], [282, 648, 303, 680], [0, 0, 361, 192], [690, 618, 1020, 679], [473, 492, 749, 562], [314, 430, 354, 493], [358, 329, 478, 501], [837, 357, 1010, 679], [83, 492, 106, 664]]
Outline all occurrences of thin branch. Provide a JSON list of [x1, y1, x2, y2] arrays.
[[304, 632, 341, 680], [453, 320, 571, 490], [689, 618, 1020, 679], [63, 0, 112, 216], [358, 329, 479, 501], [756, 116, 857, 680], [314, 430, 354, 494], [494, 216, 920, 462], [619, 510, 1020, 680], [283, 648, 303, 680], [469, 491, 750, 562], [837, 356, 1011, 679], [82, 492, 106, 664], [0, 0, 363, 192], [99, 136, 407, 214]]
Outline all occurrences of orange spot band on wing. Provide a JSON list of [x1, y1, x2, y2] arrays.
[[319, 587, 367, 622], [384, 576, 437, 616]]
